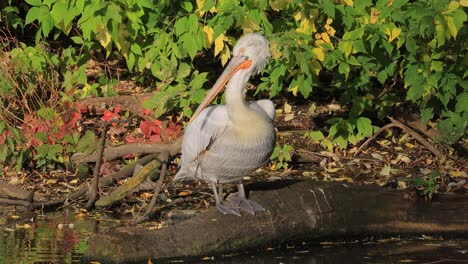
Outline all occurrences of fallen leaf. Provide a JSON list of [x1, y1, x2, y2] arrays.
[[284, 113, 294, 121], [178, 191, 192, 196], [450, 170, 466, 177], [397, 181, 407, 189], [380, 164, 391, 176]]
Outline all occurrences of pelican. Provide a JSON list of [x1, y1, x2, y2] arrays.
[[173, 33, 275, 216]]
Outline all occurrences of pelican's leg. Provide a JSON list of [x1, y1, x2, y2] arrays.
[[227, 183, 265, 215], [210, 182, 240, 216]]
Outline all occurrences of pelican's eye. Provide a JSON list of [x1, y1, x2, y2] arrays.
[[238, 47, 246, 55]]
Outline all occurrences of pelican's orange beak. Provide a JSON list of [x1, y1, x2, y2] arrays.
[[189, 56, 252, 123]]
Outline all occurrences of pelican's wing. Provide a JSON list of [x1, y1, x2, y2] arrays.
[[249, 99, 275, 120], [174, 105, 229, 181]]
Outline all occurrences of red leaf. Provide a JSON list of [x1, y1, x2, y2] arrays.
[[165, 122, 183, 139], [103, 110, 114, 121], [141, 109, 151, 116], [140, 120, 153, 138], [149, 134, 162, 143], [125, 135, 136, 143], [48, 136, 55, 144], [114, 105, 121, 114]]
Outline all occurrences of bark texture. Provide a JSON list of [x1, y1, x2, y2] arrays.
[[84, 180, 468, 263]]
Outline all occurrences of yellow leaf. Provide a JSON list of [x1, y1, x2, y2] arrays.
[[321, 32, 331, 43], [239, 16, 260, 33], [342, 0, 353, 6], [326, 18, 333, 24], [220, 46, 231, 66], [405, 142, 416, 148], [446, 16, 458, 38], [385, 28, 401, 42], [96, 24, 111, 48], [214, 33, 226, 56], [270, 0, 289, 11], [196, 0, 205, 9], [310, 60, 322, 76], [270, 41, 282, 59], [46, 179, 57, 184], [312, 47, 325, 61], [140, 192, 153, 199], [442, 1, 459, 14], [178, 190, 192, 196], [397, 181, 407, 189], [288, 84, 299, 96], [296, 17, 315, 34], [203, 25, 214, 46], [450, 170, 466, 177], [293, 11, 302, 21], [284, 102, 292, 113], [284, 113, 294, 121], [370, 9, 380, 24], [461, 0, 468, 7], [327, 167, 341, 173]]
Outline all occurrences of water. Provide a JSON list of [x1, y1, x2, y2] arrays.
[[1, 212, 468, 264], [1, 212, 94, 264]]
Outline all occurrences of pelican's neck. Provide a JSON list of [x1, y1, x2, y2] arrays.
[[225, 70, 252, 124]]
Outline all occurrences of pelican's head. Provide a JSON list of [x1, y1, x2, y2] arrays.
[[190, 33, 271, 122], [232, 33, 271, 75]]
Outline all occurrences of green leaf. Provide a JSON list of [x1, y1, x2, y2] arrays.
[[25, 6, 41, 24], [180, 1, 193, 12], [38, 107, 55, 120], [455, 92, 468, 113], [189, 71, 208, 90], [0, 120, 5, 135], [76, 131, 96, 157], [40, 11, 54, 37], [34, 132, 49, 143], [0, 145, 8, 162], [25, 0, 42, 6], [356, 117, 373, 137], [308, 131, 324, 141], [174, 16, 188, 36], [338, 62, 350, 79], [406, 85, 425, 102], [421, 107, 434, 123], [322, 0, 335, 18]]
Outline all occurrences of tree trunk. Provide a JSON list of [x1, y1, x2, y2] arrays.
[[84, 180, 468, 263]]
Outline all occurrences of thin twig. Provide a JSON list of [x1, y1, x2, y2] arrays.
[[134, 151, 170, 223], [388, 116, 445, 160], [353, 123, 396, 157], [28, 154, 159, 210], [85, 122, 110, 210], [354, 116, 446, 160]]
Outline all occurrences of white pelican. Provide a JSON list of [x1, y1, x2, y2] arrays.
[[174, 33, 275, 216]]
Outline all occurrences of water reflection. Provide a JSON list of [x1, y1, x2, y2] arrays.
[[1, 213, 467, 264], [1, 214, 91, 264]]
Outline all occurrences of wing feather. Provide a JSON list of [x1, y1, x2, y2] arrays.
[[174, 105, 229, 181]]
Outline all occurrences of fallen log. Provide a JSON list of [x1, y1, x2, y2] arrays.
[[84, 180, 468, 263]]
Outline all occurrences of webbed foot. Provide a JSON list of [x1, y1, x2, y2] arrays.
[[227, 195, 265, 215], [216, 201, 241, 216]]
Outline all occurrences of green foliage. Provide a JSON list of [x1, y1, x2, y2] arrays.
[[0, 0, 467, 171], [413, 170, 439, 199], [270, 144, 293, 170]]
